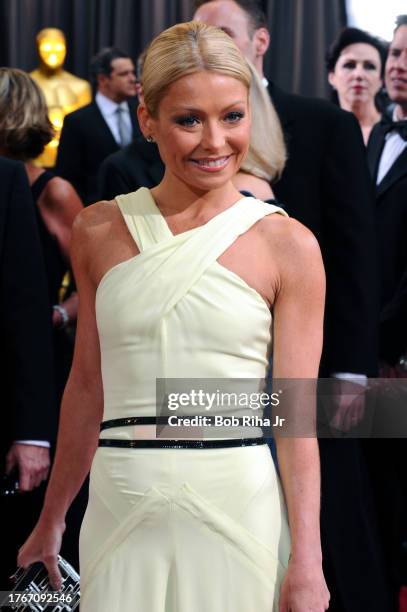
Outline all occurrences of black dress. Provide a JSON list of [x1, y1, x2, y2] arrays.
[[31, 171, 73, 403]]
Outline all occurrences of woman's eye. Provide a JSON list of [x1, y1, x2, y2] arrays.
[[225, 111, 244, 123], [175, 115, 200, 127], [364, 62, 377, 70], [343, 61, 356, 69]]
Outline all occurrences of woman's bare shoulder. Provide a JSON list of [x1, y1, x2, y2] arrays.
[[42, 175, 78, 201], [40, 176, 83, 217], [259, 214, 320, 257], [255, 213, 323, 283], [233, 173, 274, 200], [71, 199, 122, 257], [72, 199, 119, 235]]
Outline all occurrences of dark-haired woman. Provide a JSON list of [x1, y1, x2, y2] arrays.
[[326, 27, 388, 144]]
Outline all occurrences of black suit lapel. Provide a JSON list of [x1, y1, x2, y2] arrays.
[[377, 146, 407, 199], [267, 83, 288, 126], [127, 98, 141, 138], [91, 102, 119, 150], [367, 124, 387, 181], [267, 82, 295, 148], [143, 141, 164, 185], [149, 157, 164, 185], [130, 138, 164, 187]]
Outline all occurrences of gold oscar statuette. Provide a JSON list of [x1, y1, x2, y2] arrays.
[[30, 28, 92, 167]]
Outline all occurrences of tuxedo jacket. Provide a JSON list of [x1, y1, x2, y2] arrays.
[[367, 122, 407, 364], [0, 158, 56, 458], [98, 136, 164, 201], [56, 98, 140, 205], [270, 83, 378, 376]]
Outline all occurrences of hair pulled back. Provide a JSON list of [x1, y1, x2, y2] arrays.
[[142, 21, 251, 117]]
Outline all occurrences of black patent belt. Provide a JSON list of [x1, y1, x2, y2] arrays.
[[99, 416, 265, 449]]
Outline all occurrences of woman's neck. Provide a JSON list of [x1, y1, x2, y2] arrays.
[[342, 100, 380, 129], [151, 172, 242, 219], [338, 100, 380, 144]]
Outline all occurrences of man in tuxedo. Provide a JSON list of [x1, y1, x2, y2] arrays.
[[0, 157, 56, 586], [56, 47, 139, 205], [366, 16, 407, 609], [193, 2, 389, 611], [367, 15, 407, 369]]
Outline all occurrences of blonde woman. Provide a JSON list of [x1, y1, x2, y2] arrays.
[[233, 58, 286, 200], [19, 22, 328, 612]]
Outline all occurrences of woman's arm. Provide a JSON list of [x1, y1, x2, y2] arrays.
[[52, 291, 79, 326], [270, 218, 329, 611], [39, 177, 83, 263], [40, 177, 83, 326], [17, 208, 103, 588]]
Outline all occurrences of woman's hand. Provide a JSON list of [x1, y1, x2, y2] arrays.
[[279, 558, 330, 612], [17, 519, 66, 590]]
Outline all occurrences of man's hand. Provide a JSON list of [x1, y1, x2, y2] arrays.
[[329, 379, 366, 433], [5, 444, 50, 492]]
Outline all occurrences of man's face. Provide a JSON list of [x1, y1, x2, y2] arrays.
[[194, 0, 258, 65], [385, 25, 407, 112], [103, 58, 137, 102]]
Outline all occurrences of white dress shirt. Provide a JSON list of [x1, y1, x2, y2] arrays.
[[95, 91, 132, 146], [377, 108, 407, 185]]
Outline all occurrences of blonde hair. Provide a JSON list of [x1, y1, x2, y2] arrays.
[[241, 60, 286, 182], [142, 21, 251, 117], [0, 68, 53, 161]]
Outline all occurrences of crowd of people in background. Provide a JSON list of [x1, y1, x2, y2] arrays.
[[0, 1, 406, 610]]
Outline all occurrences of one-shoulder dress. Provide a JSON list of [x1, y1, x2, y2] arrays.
[[79, 187, 291, 611]]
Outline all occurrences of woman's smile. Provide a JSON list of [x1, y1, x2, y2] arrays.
[[188, 154, 232, 172]]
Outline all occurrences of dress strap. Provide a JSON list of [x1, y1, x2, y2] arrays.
[[155, 196, 287, 318], [31, 170, 55, 201], [115, 187, 287, 256], [111, 187, 288, 323], [115, 188, 172, 252]]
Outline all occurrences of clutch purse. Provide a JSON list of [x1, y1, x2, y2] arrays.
[[1, 556, 80, 611]]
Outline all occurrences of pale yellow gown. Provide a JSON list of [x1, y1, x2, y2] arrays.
[[79, 187, 291, 611]]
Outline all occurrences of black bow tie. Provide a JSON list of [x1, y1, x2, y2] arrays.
[[381, 115, 407, 141]]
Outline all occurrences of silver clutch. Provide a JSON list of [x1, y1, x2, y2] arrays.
[[1, 556, 80, 611]]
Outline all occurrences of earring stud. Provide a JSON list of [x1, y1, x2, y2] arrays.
[[146, 135, 154, 143]]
